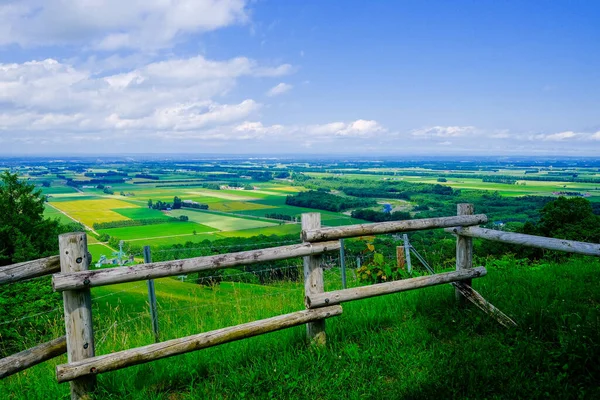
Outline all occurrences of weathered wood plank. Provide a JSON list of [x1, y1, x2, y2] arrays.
[[0, 336, 66, 379], [56, 306, 343, 383], [452, 282, 517, 328], [302, 214, 488, 242], [305, 267, 487, 308], [0, 255, 60, 286], [302, 213, 326, 345], [448, 227, 600, 257], [59, 233, 96, 399], [455, 204, 474, 301], [53, 241, 340, 292]]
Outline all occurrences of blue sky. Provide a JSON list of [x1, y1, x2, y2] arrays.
[[0, 0, 598, 155]]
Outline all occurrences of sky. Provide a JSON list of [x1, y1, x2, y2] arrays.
[[0, 0, 599, 156]]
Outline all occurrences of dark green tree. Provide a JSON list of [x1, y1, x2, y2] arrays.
[[0, 171, 84, 356], [0, 171, 63, 265], [536, 197, 600, 242], [173, 196, 182, 209]]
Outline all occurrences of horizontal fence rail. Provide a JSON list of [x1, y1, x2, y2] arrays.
[[302, 214, 488, 242], [306, 267, 487, 308], [53, 241, 340, 291], [0, 336, 66, 379], [56, 306, 343, 383], [448, 227, 600, 257], [0, 255, 61, 285]]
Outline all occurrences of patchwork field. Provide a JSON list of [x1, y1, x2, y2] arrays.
[[168, 209, 277, 231], [207, 201, 275, 212], [98, 222, 217, 240], [50, 199, 139, 226]]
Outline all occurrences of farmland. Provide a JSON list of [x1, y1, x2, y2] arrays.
[[2, 155, 600, 399], [0, 156, 594, 260]]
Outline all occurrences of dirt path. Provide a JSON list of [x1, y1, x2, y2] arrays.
[[125, 232, 218, 242], [46, 203, 99, 235]]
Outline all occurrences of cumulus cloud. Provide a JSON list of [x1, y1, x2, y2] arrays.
[[537, 131, 579, 141], [0, 55, 291, 133], [0, 0, 249, 50], [411, 126, 476, 138], [307, 120, 385, 137], [266, 83, 293, 97]]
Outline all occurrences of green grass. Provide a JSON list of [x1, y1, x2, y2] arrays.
[[88, 244, 116, 263], [2, 256, 599, 399], [113, 208, 173, 220], [43, 205, 75, 225], [141, 233, 224, 247], [168, 209, 277, 231], [39, 186, 78, 195], [46, 195, 103, 202], [216, 224, 301, 238], [99, 222, 216, 240]]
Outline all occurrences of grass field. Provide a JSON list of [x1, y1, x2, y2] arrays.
[[2, 256, 599, 399], [39, 186, 78, 195], [137, 233, 223, 247], [216, 224, 301, 238], [168, 209, 277, 231], [43, 205, 75, 225], [113, 208, 173, 220], [99, 222, 216, 240], [207, 200, 275, 212]]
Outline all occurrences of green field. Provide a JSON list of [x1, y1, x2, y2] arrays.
[[39, 186, 78, 195], [168, 209, 277, 231], [43, 205, 75, 225], [113, 207, 173, 220], [99, 222, 216, 240], [216, 224, 301, 238], [137, 233, 224, 247], [2, 257, 599, 399]]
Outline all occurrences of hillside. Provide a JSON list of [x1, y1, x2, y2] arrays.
[[1, 256, 599, 399]]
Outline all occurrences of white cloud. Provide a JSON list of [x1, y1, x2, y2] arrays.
[[0, 0, 249, 50], [591, 131, 600, 140], [307, 120, 385, 137], [411, 126, 476, 138], [266, 82, 293, 97], [0, 55, 292, 136], [541, 131, 578, 141]]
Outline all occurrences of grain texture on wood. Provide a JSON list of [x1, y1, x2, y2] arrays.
[[0, 336, 66, 379], [302, 214, 488, 242], [455, 204, 474, 301], [306, 267, 487, 308], [452, 282, 517, 328], [53, 241, 340, 291], [56, 306, 342, 383], [302, 213, 326, 345], [0, 255, 60, 286], [59, 233, 96, 399], [448, 227, 600, 257]]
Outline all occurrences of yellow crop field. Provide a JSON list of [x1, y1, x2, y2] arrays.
[[184, 190, 256, 201], [208, 201, 276, 212], [265, 185, 302, 192], [52, 199, 139, 227]]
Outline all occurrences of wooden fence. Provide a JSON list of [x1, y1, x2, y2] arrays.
[[2, 204, 599, 399], [0, 256, 66, 379]]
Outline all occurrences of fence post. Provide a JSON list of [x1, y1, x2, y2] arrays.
[[455, 204, 474, 302], [340, 239, 347, 289], [403, 234, 412, 274], [59, 233, 96, 400], [302, 213, 326, 345], [143, 246, 160, 343]]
